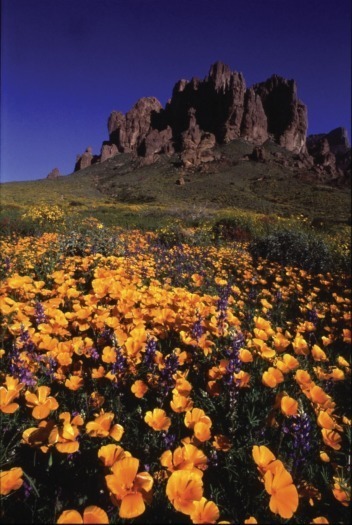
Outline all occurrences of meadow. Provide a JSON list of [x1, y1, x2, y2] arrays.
[[0, 197, 350, 524]]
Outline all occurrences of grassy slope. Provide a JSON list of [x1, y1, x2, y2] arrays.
[[1, 140, 350, 230]]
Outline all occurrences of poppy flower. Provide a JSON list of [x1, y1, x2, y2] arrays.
[[190, 497, 220, 524], [332, 478, 350, 506], [252, 445, 276, 474], [65, 376, 84, 391], [25, 385, 59, 419], [105, 457, 153, 518], [160, 444, 207, 476], [166, 469, 204, 515], [321, 429, 342, 450], [262, 367, 284, 388], [244, 518, 258, 524], [86, 411, 124, 441], [131, 380, 148, 398], [98, 444, 131, 467], [170, 392, 194, 413], [0, 386, 20, 414], [317, 411, 343, 432], [56, 506, 109, 523], [311, 518, 329, 524], [184, 408, 211, 430], [194, 421, 212, 442], [0, 467, 23, 495], [311, 345, 328, 362], [144, 408, 171, 431], [48, 412, 84, 453], [280, 395, 298, 417], [264, 463, 299, 519]]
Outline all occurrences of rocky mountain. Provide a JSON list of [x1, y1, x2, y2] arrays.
[[73, 62, 350, 182]]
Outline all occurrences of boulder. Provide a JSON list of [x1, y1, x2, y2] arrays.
[[46, 167, 61, 179]]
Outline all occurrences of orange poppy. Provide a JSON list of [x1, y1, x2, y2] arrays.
[[0, 386, 20, 414], [184, 408, 211, 430], [262, 367, 284, 388], [321, 429, 342, 450], [166, 469, 204, 515], [25, 385, 59, 419], [311, 517, 329, 524], [160, 443, 207, 476], [0, 467, 23, 495], [190, 497, 220, 524], [105, 457, 153, 519], [131, 380, 148, 398], [65, 376, 84, 391], [86, 411, 124, 441], [264, 463, 299, 519], [332, 478, 350, 506], [56, 506, 109, 524], [144, 408, 171, 431], [48, 412, 84, 454], [252, 445, 276, 474], [98, 444, 131, 467], [280, 396, 298, 417], [170, 392, 194, 413]]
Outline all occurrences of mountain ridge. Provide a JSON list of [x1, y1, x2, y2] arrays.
[[68, 62, 350, 183]]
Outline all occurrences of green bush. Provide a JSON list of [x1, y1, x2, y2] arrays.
[[249, 227, 335, 273]]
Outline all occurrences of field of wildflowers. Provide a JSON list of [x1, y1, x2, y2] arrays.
[[0, 213, 350, 524]]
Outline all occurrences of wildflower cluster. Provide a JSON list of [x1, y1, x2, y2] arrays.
[[0, 226, 350, 524]]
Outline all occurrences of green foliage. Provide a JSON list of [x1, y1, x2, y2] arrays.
[[249, 227, 336, 273]]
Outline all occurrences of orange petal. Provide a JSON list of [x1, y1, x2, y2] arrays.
[[83, 506, 109, 524], [57, 510, 83, 524], [119, 492, 145, 519]]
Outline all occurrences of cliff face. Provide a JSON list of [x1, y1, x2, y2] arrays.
[[73, 62, 349, 178]]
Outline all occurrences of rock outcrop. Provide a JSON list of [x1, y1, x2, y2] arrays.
[[307, 127, 351, 180], [108, 97, 164, 153], [252, 75, 308, 153], [180, 109, 218, 168], [46, 167, 62, 179], [72, 62, 347, 179], [100, 142, 119, 163]]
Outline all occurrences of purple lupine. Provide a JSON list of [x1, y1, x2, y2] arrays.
[[223, 331, 244, 385], [34, 301, 46, 325], [111, 346, 126, 374], [89, 347, 99, 360], [144, 337, 157, 367], [191, 316, 204, 342], [308, 307, 319, 327], [163, 432, 176, 449], [160, 352, 179, 394], [283, 410, 312, 471]]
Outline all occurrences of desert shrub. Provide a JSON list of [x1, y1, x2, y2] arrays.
[[22, 204, 65, 229], [155, 220, 188, 247], [58, 217, 124, 257], [249, 227, 335, 273], [213, 216, 254, 242]]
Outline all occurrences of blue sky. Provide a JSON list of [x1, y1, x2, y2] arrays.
[[1, 0, 351, 182]]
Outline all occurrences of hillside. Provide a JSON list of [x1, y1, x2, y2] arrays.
[[1, 139, 350, 232]]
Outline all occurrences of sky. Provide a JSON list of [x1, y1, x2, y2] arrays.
[[1, 0, 351, 183]]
